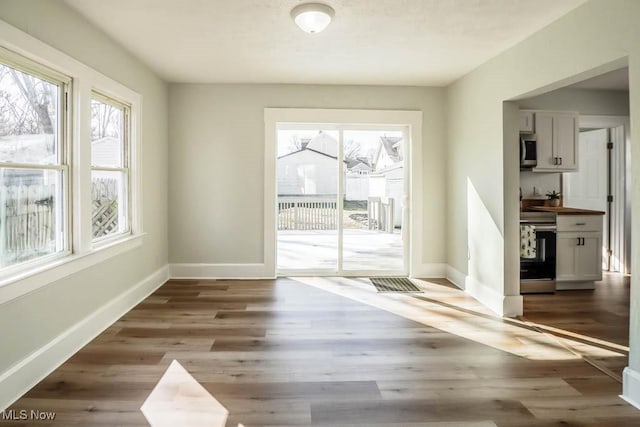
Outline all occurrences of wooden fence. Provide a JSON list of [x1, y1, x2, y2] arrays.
[[278, 196, 337, 230], [92, 177, 119, 238], [1, 178, 120, 266], [1, 184, 55, 267]]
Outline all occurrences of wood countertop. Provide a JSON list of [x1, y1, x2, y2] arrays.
[[527, 206, 605, 215]]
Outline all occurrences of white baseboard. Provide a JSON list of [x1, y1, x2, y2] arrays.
[[0, 265, 170, 411], [622, 366, 640, 410], [170, 263, 273, 280], [464, 275, 506, 316], [411, 263, 446, 278], [556, 281, 596, 290], [445, 265, 522, 317], [445, 265, 466, 290], [502, 295, 524, 317]]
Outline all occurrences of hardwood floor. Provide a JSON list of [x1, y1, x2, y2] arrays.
[[3, 276, 638, 426], [522, 273, 630, 381]]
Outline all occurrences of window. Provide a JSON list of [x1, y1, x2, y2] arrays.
[[0, 54, 69, 269], [0, 31, 142, 295], [91, 93, 130, 241]]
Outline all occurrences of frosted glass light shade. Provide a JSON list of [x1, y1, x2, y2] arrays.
[[291, 3, 334, 34]]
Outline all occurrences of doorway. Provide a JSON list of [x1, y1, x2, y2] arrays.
[[563, 118, 630, 274], [263, 108, 423, 279], [275, 126, 408, 276]]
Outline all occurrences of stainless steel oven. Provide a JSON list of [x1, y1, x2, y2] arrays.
[[520, 212, 556, 293]]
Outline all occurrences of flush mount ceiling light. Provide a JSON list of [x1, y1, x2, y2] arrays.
[[291, 3, 335, 34]]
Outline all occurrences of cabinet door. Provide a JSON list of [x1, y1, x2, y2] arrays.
[[519, 111, 534, 133], [556, 231, 603, 281], [534, 113, 555, 170], [577, 233, 603, 281], [554, 113, 578, 170], [556, 232, 580, 281]]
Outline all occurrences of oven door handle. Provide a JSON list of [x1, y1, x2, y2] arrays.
[[530, 224, 557, 231], [539, 238, 546, 262]]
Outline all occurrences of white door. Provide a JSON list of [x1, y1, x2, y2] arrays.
[[563, 129, 608, 268]]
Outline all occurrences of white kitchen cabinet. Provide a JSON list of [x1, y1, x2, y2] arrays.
[[519, 111, 534, 133], [556, 215, 603, 282], [532, 111, 578, 172]]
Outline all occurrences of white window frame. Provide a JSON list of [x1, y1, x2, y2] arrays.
[[90, 91, 132, 244], [0, 20, 144, 304], [0, 47, 72, 272]]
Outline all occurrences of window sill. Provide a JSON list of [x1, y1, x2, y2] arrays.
[[0, 233, 145, 304]]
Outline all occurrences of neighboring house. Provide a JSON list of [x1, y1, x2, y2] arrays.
[[91, 136, 121, 167], [0, 134, 55, 186], [346, 157, 372, 175], [305, 131, 338, 157], [373, 136, 402, 171], [369, 136, 404, 227], [277, 148, 344, 196]]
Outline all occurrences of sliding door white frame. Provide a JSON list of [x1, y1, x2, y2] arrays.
[[264, 108, 423, 278]]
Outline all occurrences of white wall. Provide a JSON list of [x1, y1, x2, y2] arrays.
[[0, 0, 168, 408], [168, 84, 446, 269], [445, 0, 640, 405], [519, 88, 629, 115]]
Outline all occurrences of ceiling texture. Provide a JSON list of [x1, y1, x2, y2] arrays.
[[63, 0, 586, 86]]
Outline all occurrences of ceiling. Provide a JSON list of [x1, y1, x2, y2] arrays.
[[63, 0, 586, 86], [566, 67, 629, 91]]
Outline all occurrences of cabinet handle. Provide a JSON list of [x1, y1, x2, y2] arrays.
[[576, 237, 581, 246], [575, 222, 586, 226], [559, 157, 563, 165], [581, 237, 585, 246]]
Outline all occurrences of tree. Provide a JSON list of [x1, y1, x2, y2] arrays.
[[0, 64, 56, 141], [344, 139, 362, 160]]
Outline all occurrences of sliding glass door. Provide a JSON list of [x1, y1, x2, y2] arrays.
[[276, 125, 407, 276]]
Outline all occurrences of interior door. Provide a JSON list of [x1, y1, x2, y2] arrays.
[[562, 128, 608, 268]]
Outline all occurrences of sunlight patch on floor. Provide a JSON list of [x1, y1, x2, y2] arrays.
[[141, 360, 228, 427], [294, 276, 617, 362]]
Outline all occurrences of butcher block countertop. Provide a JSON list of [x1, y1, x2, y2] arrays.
[[527, 206, 605, 215]]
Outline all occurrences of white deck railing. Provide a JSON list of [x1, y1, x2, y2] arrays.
[[277, 196, 337, 230]]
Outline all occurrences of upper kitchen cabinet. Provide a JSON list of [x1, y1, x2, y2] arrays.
[[532, 111, 579, 172], [519, 111, 534, 133]]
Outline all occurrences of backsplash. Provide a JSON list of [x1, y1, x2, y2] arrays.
[[520, 171, 561, 199]]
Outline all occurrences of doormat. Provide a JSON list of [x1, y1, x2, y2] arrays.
[[370, 277, 422, 293]]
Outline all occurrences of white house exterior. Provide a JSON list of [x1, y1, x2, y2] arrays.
[[277, 148, 342, 195], [306, 131, 338, 157]]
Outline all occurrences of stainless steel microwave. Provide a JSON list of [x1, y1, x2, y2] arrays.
[[520, 134, 537, 167]]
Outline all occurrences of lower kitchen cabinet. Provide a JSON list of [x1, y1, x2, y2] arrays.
[[555, 214, 603, 283], [556, 231, 603, 281]]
